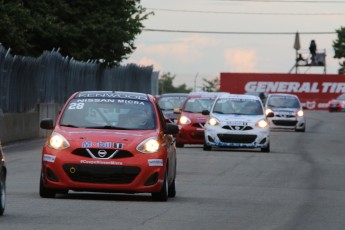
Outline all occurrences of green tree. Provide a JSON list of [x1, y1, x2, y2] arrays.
[[202, 76, 220, 92], [159, 72, 192, 94], [333, 26, 345, 74], [0, 0, 151, 66]]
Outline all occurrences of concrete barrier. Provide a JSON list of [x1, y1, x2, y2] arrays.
[[0, 112, 40, 144], [0, 103, 61, 144]]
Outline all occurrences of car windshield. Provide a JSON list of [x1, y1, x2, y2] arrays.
[[184, 97, 216, 113], [158, 96, 186, 110], [59, 98, 156, 130], [213, 98, 263, 115], [337, 94, 345, 100], [267, 96, 300, 109]]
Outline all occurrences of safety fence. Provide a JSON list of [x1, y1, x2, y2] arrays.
[[0, 44, 158, 113]]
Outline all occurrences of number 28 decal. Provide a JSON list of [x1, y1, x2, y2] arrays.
[[68, 103, 84, 110]]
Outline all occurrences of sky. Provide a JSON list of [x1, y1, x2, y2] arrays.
[[123, 0, 345, 91]]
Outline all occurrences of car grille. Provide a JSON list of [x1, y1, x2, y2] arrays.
[[275, 114, 295, 118], [63, 164, 140, 184], [272, 120, 297, 126], [192, 123, 205, 128], [72, 148, 133, 159], [217, 134, 257, 143], [222, 125, 253, 131], [189, 131, 205, 140]]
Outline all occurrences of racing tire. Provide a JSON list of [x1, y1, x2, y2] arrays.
[[168, 179, 176, 198], [176, 142, 184, 148], [261, 143, 270, 153], [39, 174, 57, 198], [0, 173, 5, 216], [295, 127, 306, 132], [203, 143, 212, 151], [152, 170, 168, 202]]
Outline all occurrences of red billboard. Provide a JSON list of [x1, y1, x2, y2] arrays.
[[220, 73, 345, 110]]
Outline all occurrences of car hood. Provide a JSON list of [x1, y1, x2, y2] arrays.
[[268, 107, 299, 113], [211, 113, 265, 123], [182, 112, 207, 121], [53, 126, 159, 149], [162, 110, 178, 118]]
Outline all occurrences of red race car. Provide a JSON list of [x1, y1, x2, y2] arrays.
[[39, 91, 179, 201], [175, 92, 221, 147], [328, 93, 345, 112]]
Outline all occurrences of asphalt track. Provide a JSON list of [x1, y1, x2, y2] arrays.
[[1, 110, 345, 230]]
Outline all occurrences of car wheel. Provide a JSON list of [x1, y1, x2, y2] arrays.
[[0, 173, 5, 216], [261, 143, 270, 153], [39, 174, 57, 198], [176, 142, 184, 148], [152, 170, 168, 202], [168, 179, 176, 198], [203, 143, 211, 151], [295, 127, 306, 132]]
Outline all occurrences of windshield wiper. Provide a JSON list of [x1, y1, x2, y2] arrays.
[[85, 125, 131, 130], [60, 124, 79, 128]]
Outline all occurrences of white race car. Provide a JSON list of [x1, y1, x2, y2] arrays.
[[203, 93, 272, 152], [264, 93, 306, 132]]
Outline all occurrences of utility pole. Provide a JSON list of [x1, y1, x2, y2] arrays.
[[194, 73, 199, 92]]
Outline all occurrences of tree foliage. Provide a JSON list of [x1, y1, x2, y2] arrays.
[[333, 26, 345, 74], [202, 77, 220, 92], [0, 0, 151, 66], [159, 72, 192, 94]]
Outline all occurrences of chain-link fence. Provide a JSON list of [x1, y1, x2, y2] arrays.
[[0, 44, 158, 113]]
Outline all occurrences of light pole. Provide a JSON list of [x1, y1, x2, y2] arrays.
[[293, 31, 301, 74], [194, 73, 199, 92]]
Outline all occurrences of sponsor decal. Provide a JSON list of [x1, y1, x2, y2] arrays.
[[117, 99, 145, 105], [76, 92, 148, 100], [197, 117, 205, 121], [229, 121, 247, 126], [245, 81, 345, 94], [114, 143, 123, 149], [82, 141, 112, 148], [305, 101, 316, 109], [80, 160, 123, 165], [76, 99, 116, 103], [43, 154, 56, 163], [148, 159, 163, 167]]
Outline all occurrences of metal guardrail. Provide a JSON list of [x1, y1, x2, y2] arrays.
[[0, 44, 158, 113]]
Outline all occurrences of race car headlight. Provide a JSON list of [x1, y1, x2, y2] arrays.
[[208, 117, 219, 126], [265, 108, 273, 116], [179, 116, 191, 125], [297, 110, 304, 117], [137, 137, 160, 154], [48, 132, 70, 150], [256, 119, 269, 128]]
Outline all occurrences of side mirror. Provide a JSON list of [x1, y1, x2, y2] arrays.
[[40, 118, 54, 130], [201, 110, 210, 115], [266, 112, 274, 118], [164, 123, 179, 135]]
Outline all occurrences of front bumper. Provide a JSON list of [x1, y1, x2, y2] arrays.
[[204, 126, 270, 149], [176, 125, 205, 144], [41, 148, 166, 193], [268, 116, 305, 130]]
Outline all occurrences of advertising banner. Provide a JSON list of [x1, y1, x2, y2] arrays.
[[220, 73, 345, 110]]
